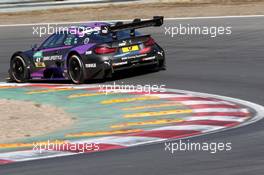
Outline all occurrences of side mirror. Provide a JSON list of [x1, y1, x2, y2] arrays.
[[31, 44, 38, 51]]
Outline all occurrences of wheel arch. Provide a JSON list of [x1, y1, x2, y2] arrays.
[[9, 51, 31, 83], [11, 51, 32, 65], [66, 51, 82, 67], [66, 51, 86, 84], [11, 51, 25, 61]]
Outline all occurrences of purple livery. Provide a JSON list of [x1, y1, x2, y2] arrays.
[[9, 17, 165, 84]]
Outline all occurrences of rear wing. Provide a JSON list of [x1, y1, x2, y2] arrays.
[[100, 16, 164, 38]]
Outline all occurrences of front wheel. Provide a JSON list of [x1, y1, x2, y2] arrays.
[[68, 55, 86, 84], [9, 55, 30, 83]]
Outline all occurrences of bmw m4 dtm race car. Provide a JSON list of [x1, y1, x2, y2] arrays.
[[9, 16, 166, 84]]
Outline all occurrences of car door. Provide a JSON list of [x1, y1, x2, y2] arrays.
[[32, 33, 73, 78], [40, 33, 71, 68]]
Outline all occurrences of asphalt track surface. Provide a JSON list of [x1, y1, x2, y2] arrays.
[[0, 17, 264, 174]]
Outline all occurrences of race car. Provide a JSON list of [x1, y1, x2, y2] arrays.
[[9, 16, 166, 84]]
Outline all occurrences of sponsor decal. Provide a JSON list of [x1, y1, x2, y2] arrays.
[[119, 40, 133, 47], [74, 38, 78, 45], [64, 35, 79, 46], [119, 40, 127, 47], [33, 54, 62, 67], [35, 62, 46, 68], [121, 54, 147, 61], [85, 63, 96, 68], [131, 60, 140, 63], [142, 56, 156, 61], [43, 55, 63, 61], [64, 38, 73, 46], [157, 51, 163, 56], [101, 26, 109, 35], [112, 61, 128, 66], [84, 38, 90, 45], [33, 51, 43, 58], [34, 57, 46, 68], [85, 51, 92, 55]]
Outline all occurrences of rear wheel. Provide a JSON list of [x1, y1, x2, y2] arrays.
[[68, 55, 85, 84], [9, 55, 29, 83], [158, 59, 166, 70]]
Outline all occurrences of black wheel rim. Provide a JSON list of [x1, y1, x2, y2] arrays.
[[12, 57, 25, 81], [69, 57, 82, 82]]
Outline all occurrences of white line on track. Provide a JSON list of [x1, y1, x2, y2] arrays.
[[184, 116, 247, 122], [181, 100, 236, 105], [71, 136, 166, 147], [168, 88, 264, 128], [152, 125, 225, 132], [192, 108, 248, 113]]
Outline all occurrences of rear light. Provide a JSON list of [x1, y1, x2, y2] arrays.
[[95, 46, 116, 54], [144, 37, 156, 47], [140, 47, 151, 54]]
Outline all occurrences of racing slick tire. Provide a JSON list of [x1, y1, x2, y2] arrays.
[[158, 59, 166, 70], [9, 53, 30, 83], [68, 55, 86, 84], [151, 59, 166, 72]]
